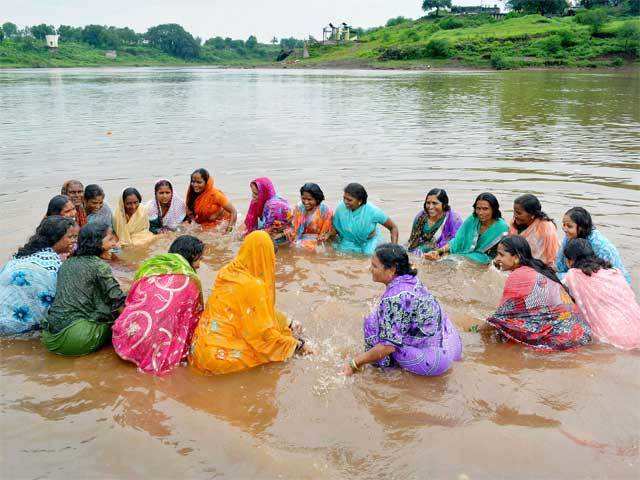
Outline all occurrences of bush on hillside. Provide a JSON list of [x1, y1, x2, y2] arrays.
[[490, 52, 514, 69], [439, 17, 465, 30], [386, 16, 410, 27], [575, 8, 608, 34], [559, 29, 579, 47], [617, 20, 640, 55], [425, 38, 452, 57], [401, 30, 420, 42]]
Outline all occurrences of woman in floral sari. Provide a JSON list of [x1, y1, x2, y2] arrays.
[[285, 183, 333, 251], [244, 177, 292, 245], [112, 235, 205, 374], [508, 194, 559, 267], [342, 244, 462, 377], [407, 188, 462, 255], [186, 168, 237, 232], [487, 235, 591, 350]]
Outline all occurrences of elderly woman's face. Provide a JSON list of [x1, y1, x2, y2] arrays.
[[370, 254, 395, 284], [301, 191, 318, 211], [343, 192, 361, 211], [66, 182, 84, 207]]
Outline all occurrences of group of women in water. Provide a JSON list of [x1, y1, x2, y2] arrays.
[[1, 170, 639, 379]]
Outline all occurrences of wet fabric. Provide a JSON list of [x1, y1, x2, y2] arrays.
[[245, 178, 292, 244], [448, 215, 509, 264], [244, 177, 277, 233], [187, 176, 230, 229], [189, 231, 298, 375], [333, 201, 389, 256], [86, 204, 113, 228], [286, 203, 333, 250], [564, 267, 640, 350], [408, 209, 463, 253], [43, 256, 125, 355], [147, 183, 187, 232], [486, 266, 591, 350], [556, 229, 631, 284], [0, 249, 61, 336], [112, 254, 203, 375], [363, 274, 462, 376], [113, 195, 155, 247], [509, 218, 559, 267]]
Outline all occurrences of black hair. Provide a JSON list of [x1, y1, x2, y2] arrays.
[[564, 238, 612, 276], [76, 223, 111, 257], [344, 183, 368, 205], [514, 194, 554, 224], [15, 216, 76, 258], [84, 184, 105, 201], [187, 168, 210, 212], [122, 187, 142, 204], [424, 188, 451, 212], [300, 183, 325, 204], [473, 192, 502, 219], [169, 235, 205, 267], [153, 180, 174, 228], [565, 207, 593, 239], [499, 235, 564, 286], [46, 195, 72, 216], [374, 243, 418, 277]]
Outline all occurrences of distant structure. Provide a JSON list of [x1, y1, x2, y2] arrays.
[[322, 22, 355, 45], [45, 34, 59, 49], [105, 50, 117, 59]]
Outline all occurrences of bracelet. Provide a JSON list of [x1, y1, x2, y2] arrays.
[[350, 358, 360, 372]]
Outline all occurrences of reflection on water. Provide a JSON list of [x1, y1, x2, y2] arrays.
[[0, 68, 639, 479]]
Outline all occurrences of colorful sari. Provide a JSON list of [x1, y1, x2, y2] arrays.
[[245, 178, 292, 245], [509, 218, 559, 267], [113, 195, 155, 247], [187, 176, 230, 229], [408, 209, 463, 254], [364, 274, 462, 376], [564, 268, 640, 350], [189, 231, 298, 375], [447, 216, 509, 264], [112, 253, 203, 375], [556, 229, 631, 284], [147, 181, 187, 233], [333, 202, 389, 256], [286, 203, 333, 251], [486, 266, 591, 350], [0, 248, 61, 336]]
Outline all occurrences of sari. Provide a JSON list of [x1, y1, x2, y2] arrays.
[[564, 268, 640, 350], [556, 229, 631, 284], [486, 266, 591, 350], [42, 256, 126, 356], [87, 204, 112, 228], [112, 253, 203, 374], [447, 216, 509, 264], [332, 202, 389, 256], [286, 203, 333, 251], [147, 182, 187, 233], [0, 248, 61, 336], [245, 177, 292, 244], [509, 218, 559, 267], [187, 177, 230, 229], [189, 231, 298, 375], [364, 274, 462, 376], [408, 209, 463, 253], [113, 195, 155, 247]]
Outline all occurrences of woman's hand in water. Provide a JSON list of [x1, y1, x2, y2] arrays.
[[341, 362, 355, 376], [423, 250, 440, 261], [290, 320, 303, 337]]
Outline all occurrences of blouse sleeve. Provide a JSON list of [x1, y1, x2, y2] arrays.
[[97, 262, 126, 320], [370, 204, 389, 225]]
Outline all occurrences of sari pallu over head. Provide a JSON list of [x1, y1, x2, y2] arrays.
[[244, 177, 277, 233], [147, 179, 187, 232], [408, 209, 463, 252], [113, 194, 155, 247], [448, 215, 509, 264], [187, 176, 229, 228]]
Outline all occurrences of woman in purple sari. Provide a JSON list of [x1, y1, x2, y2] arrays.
[[407, 188, 462, 255], [342, 244, 462, 377]]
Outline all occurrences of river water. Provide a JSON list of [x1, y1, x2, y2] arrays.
[[0, 67, 638, 479]]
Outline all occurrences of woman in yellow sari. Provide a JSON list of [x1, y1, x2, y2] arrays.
[[189, 231, 308, 374], [113, 188, 155, 247]]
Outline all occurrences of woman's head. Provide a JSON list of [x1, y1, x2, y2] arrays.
[[473, 192, 501, 223], [300, 183, 325, 211], [76, 223, 117, 259], [46, 195, 76, 219], [61, 180, 84, 207], [169, 235, 205, 270], [155, 180, 173, 207], [562, 207, 593, 240], [372, 243, 417, 284], [424, 188, 450, 219], [122, 187, 142, 217], [16, 216, 78, 258], [495, 235, 563, 285], [513, 194, 552, 228], [564, 238, 611, 276], [190, 168, 210, 194], [84, 184, 105, 214], [343, 183, 367, 210]]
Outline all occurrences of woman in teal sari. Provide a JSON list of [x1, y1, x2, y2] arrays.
[[424, 192, 508, 264]]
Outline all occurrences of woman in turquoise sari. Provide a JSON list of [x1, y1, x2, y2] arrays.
[[328, 183, 399, 256], [424, 192, 508, 264]]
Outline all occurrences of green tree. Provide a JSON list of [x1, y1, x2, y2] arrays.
[[507, 0, 567, 15], [617, 20, 640, 53], [30, 23, 55, 40], [386, 16, 409, 27], [624, 0, 640, 14], [246, 35, 258, 49], [58, 25, 83, 42], [145, 23, 201, 59], [205, 36, 225, 49], [2, 22, 18, 38], [280, 37, 304, 49], [422, 0, 452, 17], [0, 27, 4, 42], [115, 27, 139, 45], [82, 24, 107, 46], [575, 8, 608, 34]]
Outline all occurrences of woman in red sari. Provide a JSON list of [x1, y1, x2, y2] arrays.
[[487, 235, 591, 351], [186, 168, 237, 232]]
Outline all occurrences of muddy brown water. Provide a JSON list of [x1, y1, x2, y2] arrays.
[[0, 68, 639, 479]]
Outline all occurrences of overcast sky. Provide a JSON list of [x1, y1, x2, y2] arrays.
[[3, 0, 505, 43]]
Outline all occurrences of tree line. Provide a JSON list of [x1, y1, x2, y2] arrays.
[[420, 0, 639, 17]]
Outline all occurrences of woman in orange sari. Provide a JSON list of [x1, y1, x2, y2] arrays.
[[189, 231, 309, 375], [508, 194, 559, 267], [185, 168, 237, 232]]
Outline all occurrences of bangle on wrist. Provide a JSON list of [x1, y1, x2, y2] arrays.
[[350, 357, 360, 372]]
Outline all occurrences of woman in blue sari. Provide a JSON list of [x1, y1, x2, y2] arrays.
[[329, 183, 398, 255], [424, 192, 508, 264], [0, 216, 78, 336]]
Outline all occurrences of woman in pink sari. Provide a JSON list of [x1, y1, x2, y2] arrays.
[[112, 235, 204, 375], [243, 177, 292, 245], [562, 238, 640, 350]]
